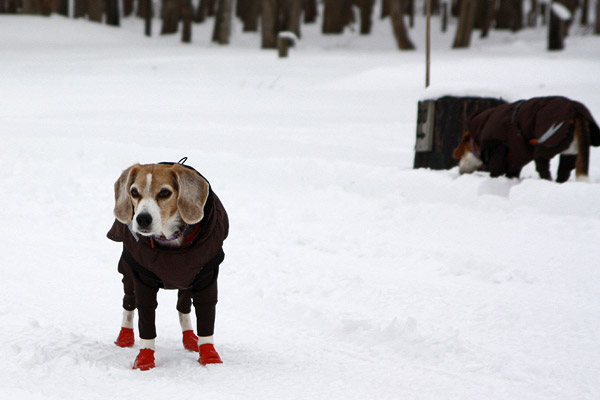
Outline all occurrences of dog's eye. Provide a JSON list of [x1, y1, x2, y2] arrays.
[[130, 188, 140, 199], [158, 189, 172, 199]]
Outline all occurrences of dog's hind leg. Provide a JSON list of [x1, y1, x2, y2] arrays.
[[115, 267, 136, 348], [575, 117, 591, 182], [191, 268, 222, 364]]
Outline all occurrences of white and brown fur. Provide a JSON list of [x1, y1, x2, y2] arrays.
[[113, 163, 212, 350], [453, 115, 591, 182]]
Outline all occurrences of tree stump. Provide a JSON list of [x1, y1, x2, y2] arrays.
[[548, 2, 572, 50], [278, 31, 297, 57], [413, 96, 507, 170]]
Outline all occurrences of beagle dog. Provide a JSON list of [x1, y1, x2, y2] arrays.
[[108, 160, 229, 370], [453, 97, 600, 182]]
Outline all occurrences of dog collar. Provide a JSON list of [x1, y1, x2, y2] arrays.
[[151, 224, 189, 245]]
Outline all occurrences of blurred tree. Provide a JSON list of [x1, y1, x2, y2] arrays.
[[476, 0, 496, 38], [356, 0, 375, 34], [303, 0, 317, 23], [182, 0, 193, 41], [261, 0, 302, 47], [3, 0, 18, 13], [381, 0, 390, 18], [73, 0, 87, 18], [453, 0, 476, 47], [596, 0, 600, 33], [55, 0, 68, 15], [389, 0, 415, 49], [281, 0, 302, 38], [21, 0, 37, 13], [195, 0, 217, 21], [323, 0, 353, 34], [262, 0, 277, 47], [237, 0, 261, 31], [34, 0, 52, 15], [106, 0, 120, 25], [88, 0, 102, 21], [527, 0, 538, 27], [123, 0, 134, 17], [580, 0, 588, 25], [161, 0, 182, 34], [144, 0, 152, 35], [496, 0, 523, 31], [212, 0, 233, 44]]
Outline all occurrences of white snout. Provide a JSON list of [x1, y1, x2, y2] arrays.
[[132, 198, 162, 235], [458, 151, 483, 174]]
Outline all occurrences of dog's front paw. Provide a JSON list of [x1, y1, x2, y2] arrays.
[[114, 327, 135, 348], [182, 330, 199, 352], [198, 344, 222, 365], [133, 349, 155, 371]]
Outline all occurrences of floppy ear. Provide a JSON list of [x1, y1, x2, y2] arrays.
[[453, 131, 471, 159], [172, 165, 210, 224], [113, 164, 139, 223]]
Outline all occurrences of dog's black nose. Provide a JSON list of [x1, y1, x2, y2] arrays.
[[136, 213, 153, 229]]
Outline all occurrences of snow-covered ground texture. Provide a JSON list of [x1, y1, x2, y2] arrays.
[[1, 13, 600, 400]]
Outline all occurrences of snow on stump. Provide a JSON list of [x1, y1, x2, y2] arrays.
[[548, 2, 572, 51], [278, 31, 297, 58], [413, 96, 506, 170]]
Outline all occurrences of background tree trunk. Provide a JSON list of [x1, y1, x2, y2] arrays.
[[261, 0, 278, 48], [88, 0, 103, 21], [74, 0, 87, 17], [596, 0, 600, 34], [144, 0, 152, 35], [323, 0, 353, 34], [182, 0, 193, 41], [580, 0, 588, 25], [106, 0, 120, 25], [238, 0, 261, 31], [123, 0, 134, 17], [55, 0, 68, 16], [195, 0, 208, 21], [478, 0, 497, 38], [302, 0, 317, 23], [381, 0, 390, 19], [496, 0, 524, 31], [212, 0, 233, 44], [527, 0, 538, 26], [161, 0, 182, 34], [453, 0, 477, 47], [21, 0, 37, 13], [389, 0, 415, 49], [37, 0, 53, 15], [357, 0, 375, 34], [280, 0, 302, 38]]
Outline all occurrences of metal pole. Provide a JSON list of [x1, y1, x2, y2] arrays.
[[425, 0, 431, 87]]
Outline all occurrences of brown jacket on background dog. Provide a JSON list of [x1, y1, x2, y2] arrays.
[[453, 96, 600, 182], [107, 160, 228, 370]]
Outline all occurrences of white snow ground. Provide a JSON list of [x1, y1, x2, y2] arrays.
[[1, 13, 600, 400]]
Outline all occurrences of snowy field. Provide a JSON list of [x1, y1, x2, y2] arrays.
[[1, 13, 600, 400]]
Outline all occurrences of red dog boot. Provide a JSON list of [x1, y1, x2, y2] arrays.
[[114, 327, 134, 348], [182, 330, 199, 352], [132, 349, 155, 371], [198, 344, 223, 365]]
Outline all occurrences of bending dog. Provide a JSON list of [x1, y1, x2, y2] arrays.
[[453, 96, 600, 182], [107, 160, 229, 370]]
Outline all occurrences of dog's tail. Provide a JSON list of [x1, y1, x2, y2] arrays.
[[575, 115, 591, 181]]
